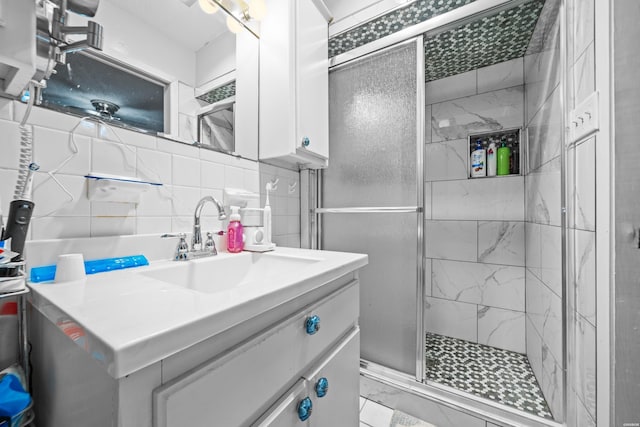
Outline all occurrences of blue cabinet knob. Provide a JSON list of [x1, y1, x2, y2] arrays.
[[297, 397, 313, 421], [301, 136, 310, 147], [305, 315, 320, 335], [315, 377, 329, 398]]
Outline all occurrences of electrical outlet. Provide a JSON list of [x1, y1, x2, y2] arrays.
[[570, 91, 599, 143]]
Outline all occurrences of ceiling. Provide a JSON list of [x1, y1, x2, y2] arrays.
[[107, 0, 229, 51]]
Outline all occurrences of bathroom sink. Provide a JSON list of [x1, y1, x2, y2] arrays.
[[139, 252, 322, 294]]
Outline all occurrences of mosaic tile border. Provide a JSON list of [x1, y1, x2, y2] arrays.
[[424, 0, 544, 81], [196, 80, 236, 104], [328, 0, 545, 83], [425, 332, 554, 419], [328, 0, 476, 58]]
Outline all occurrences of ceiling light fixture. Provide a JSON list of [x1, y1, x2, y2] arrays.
[[197, 0, 264, 37]]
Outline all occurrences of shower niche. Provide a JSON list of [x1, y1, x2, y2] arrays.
[[468, 128, 522, 178]]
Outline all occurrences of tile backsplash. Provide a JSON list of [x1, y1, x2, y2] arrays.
[[0, 100, 300, 248]]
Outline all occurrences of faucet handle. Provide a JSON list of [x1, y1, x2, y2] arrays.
[[205, 232, 217, 255], [161, 233, 189, 260]]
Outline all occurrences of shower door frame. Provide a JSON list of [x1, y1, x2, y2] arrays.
[[317, 35, 426, 382], [302, 0, 569, 425]]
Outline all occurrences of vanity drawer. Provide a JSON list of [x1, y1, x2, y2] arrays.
[[153, 280, 359, 427]]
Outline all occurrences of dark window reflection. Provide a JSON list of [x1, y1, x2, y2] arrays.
[[41, 52, 164, 133]]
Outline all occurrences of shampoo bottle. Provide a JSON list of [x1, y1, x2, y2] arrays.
[[227, 206, 244, 253], [497, 140, 511, 176], [486, 141, 497, 177], [470, 140, 486, 177]]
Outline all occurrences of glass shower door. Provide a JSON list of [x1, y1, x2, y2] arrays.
[[319, 39, 423, 376]]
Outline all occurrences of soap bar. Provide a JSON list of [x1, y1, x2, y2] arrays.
[[30, 255, 149, 283]]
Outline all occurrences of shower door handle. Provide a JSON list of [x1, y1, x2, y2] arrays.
[[315, 207, 422, 214]]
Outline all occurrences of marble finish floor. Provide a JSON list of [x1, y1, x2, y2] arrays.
[[425, 333, 553, 419]]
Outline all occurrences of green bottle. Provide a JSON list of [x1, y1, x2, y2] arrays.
[[497, 140, 511, 176]]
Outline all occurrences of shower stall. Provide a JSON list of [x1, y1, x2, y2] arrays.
[[307, 0, 572, 425]]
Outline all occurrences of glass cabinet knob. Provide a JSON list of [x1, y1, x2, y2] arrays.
[[305, 315, 320, 335], [301, 136, 310, 147], [297, 397, 312, 421], [315, 377, 329, 398]]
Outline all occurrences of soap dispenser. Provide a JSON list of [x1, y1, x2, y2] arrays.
[[227, 206, 244, 253]]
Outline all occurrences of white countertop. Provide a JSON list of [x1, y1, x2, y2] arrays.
[[28, 247, 367, 378]]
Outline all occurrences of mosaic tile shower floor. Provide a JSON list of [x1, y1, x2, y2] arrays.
[[425, 333, 553, 420]]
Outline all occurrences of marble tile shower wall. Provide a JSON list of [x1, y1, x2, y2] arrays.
[[522, 0, 563, 419], [0, 100, 300, 247], [565, 0, 597, 424], [423, 58, 527, 355]]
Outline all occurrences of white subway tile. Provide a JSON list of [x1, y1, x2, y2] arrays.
[[32, 173, 90, 217], [201, 161, 225, 189], [0, 120, 21, 169], [33, 126, 92, 175], [156, 137, 199, 158], [91, 139, 137, 177], [172, 155, 201, 187], [171, 185, 202, 216], [98, 125, 156, 149], [0, 168, 18, 214], [224, 165, 245, 189], [31, 216, 91, 240], [14, 104, 96, 136], [91, 202, 136, 217], [136, 148, 172, 184], [91, 217, 136, 237], [136, 216, 171, 234]]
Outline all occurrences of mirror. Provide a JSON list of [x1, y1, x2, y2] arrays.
[[198, 100, 235, 153], [43, 0, 259, 160]]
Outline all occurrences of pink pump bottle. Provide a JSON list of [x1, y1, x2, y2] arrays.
[[227, 206, 244, 253]]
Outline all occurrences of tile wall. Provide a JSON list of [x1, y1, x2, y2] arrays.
[[565, 0, 597, 424], [522, 0, 564, 419], [424, 58, 527, 354], [0, 100, 300, 248]]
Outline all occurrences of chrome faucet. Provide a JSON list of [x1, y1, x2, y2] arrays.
[[192, 196, 227, 251], [161, 196, 227, 261]]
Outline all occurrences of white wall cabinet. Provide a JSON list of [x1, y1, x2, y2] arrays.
[[259, 0, 330, 169]]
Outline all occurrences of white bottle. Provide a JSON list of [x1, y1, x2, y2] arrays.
[[486, 142, 497, 177], [470, 140, 486, 177]]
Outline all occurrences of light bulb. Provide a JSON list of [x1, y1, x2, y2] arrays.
[[226, 15, 243, 33], [248, 0, 266, 20], [198, 0, 219, 14]]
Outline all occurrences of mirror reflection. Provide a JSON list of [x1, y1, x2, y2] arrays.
[[38, 0, 259, 160], [198, 100, 235, 154]]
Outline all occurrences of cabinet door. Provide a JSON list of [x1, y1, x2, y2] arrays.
[[306, 328, 360, 426], [295, 0, 329, 161]]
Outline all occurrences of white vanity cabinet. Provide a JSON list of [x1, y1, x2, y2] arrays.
[[153, 281, 360, 427], [259, 0, 330, 169]]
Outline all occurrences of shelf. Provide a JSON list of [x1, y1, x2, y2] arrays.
[[0, 287, 29, 301], [85, 173, 163, 204]]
